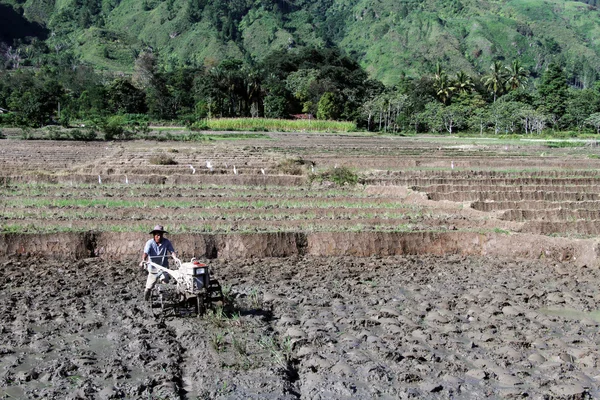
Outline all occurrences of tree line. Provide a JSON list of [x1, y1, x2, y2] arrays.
[[2, 45, 600, 136]]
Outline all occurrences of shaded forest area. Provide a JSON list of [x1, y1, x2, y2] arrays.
[[2, 46, 600, 138]]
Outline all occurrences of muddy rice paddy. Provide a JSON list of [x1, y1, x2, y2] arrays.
[[2, 255, 600, 399], [2, 133, 600, 398]]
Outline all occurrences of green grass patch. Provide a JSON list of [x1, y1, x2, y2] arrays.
[[311, 166, 361, 186], [545, 141, 588, 148], [197, 118, 356, 133]]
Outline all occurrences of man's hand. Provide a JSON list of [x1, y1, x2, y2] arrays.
[[140, 260, 146, 269]]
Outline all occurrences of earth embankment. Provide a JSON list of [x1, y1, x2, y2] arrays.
[[1, 231, 597, 268]]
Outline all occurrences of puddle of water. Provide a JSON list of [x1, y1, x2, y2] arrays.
[[538, 308, 600, 322], [1, 387, 27, 398]]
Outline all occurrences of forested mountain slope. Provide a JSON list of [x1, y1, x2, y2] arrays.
[[2, 0, 600, 86]]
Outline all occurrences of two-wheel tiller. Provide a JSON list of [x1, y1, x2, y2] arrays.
[[142, 257, 223, 317]]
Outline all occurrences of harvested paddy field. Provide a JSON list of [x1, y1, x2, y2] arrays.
[[2, 133, 600, 398]]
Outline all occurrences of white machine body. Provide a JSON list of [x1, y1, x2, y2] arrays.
[[145, 258, 209, 296]]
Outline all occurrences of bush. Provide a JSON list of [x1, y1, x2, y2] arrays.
[[277, 158, 310, 175], [312, 166, 360, 186], [100, 115, 144, 140], [68, 128, 97, 141], [102, 116, 125, 140], [122, 114, 149, 124], [0, 113, 15, 126], [44, 126, 67, 140], [190, 121, 210, 131], [149, 153, 177, 165], [20, 127, 34, 140]]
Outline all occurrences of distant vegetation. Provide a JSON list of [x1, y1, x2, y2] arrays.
[[198, 118, 356, 133], [3, 0, 600, 84], [2, 0, 600, 137]]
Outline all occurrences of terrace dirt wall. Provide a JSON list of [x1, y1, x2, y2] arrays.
[[1, 231, 599, 268]]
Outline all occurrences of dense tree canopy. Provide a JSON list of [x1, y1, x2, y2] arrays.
[[1, 44, 600, 136]]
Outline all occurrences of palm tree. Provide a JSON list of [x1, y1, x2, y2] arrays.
[[434, 62, 444, 80], [433, 64, 455, 105], [505, 59, 529, 91], [483, 61, 507, 102], [454, 71, 474, 94]]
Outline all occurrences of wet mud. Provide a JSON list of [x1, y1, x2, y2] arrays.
[[2, 255, 600, 399]]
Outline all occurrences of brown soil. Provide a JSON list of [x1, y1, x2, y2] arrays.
[[2, 255, 599, 399], [2, 133, 600, 398]]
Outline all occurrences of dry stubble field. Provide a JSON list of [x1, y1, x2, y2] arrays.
[[2, 132, 600, 399]]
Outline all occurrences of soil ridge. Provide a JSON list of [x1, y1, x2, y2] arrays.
[[1, 231, 597, 267]]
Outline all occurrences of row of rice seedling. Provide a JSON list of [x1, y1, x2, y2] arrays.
[[1, 183, 382, 199], [0, 219, 452, 234], [202, 118, 356, 133], [4, 197, 411, 209], [1, 208, 423, 222]]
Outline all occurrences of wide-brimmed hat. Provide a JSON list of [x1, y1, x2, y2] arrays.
[[149, 224, 168, 234]]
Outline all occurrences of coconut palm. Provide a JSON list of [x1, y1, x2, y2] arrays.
[[505, 59, 529, 91], [483, 61, 507, 102], [433, 64, 455, 105], [454, 71, 475, 93]]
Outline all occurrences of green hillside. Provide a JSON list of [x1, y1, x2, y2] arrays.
[[2, 0, 600, 86]]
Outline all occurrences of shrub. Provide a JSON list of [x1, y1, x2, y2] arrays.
[[190, 121, 210, 131], [0, 113, 15, 126], [312, 166, 360, 186], [45, 126, 67, 140], [102, 116, 125, 140], [20, 127, 34, 140], [277, 158, 311, 175], [149, 153, 177, 165], [101, 115, 140, 140], [68, 128, 97, 141], [122, 114, 149, 124]]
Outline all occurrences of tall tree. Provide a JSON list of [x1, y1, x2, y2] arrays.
[[537, 63, 569, 123], [453, 71, 474, 94], [433, 64, 455, 105], [483, 61, 507, 102], [505, 60, 528, 91], [106, 78, 147, 114]]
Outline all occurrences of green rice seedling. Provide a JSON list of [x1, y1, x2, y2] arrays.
[[210, 331, 226, 352], [348, 224, 366, 232], [221, 284, 233, 304], [205, 306, 227, 327], [67, 375, 83, 386], [216, 381, 231, 396], [230, 332, 248, 357], [228, 312, 242, 327], [546, 141, 586, 148], [249, 287, 261, 309], [258, 336, 282, 366], [1, 224, 22, 233]]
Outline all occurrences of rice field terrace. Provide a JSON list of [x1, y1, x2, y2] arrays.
[[5, 132, 600, 399], [1, 133, 600, 240]]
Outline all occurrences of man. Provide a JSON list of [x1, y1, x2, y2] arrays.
[[140, 224, 179, 301]]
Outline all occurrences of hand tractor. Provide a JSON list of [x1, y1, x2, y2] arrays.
[[142, 257, 223, 316]]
